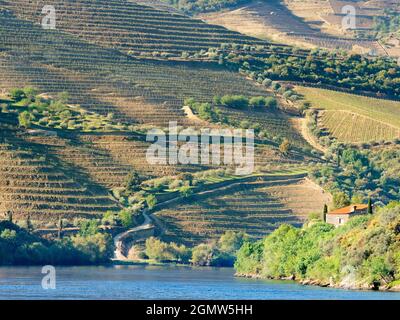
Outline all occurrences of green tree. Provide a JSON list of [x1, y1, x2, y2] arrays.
[[18, 111, 33, 128], [71, 233, 114, 263], [279, 139, 290, 155], [178, 173, 194, 186], [179, 185, 193, 198], [249, 96, 267, 108], [368, 197, 373, 214], [234, 240, 264, 274], [9, 88, 26, 102], [118, 210, 134, 228], [145, 194, 157, 210], [78, 219, 99, 237], [351, 193, 364, 204], [145, 237, 168, 261], [322, 204, 328, 222], [220, 95, 249, 109], [145, 237, 191, 263], [57, 216, 63, 240], [125, 170, 142, 192], [102, 210, 117, 226], [218, 231, 248, 254], [265, 97, 277, 108], [333, 192, 351, 209], [191, 243, 217, 266], [213, 95, 221, 105], [57, 92, 69, 104], [23, 87, 38, 102]]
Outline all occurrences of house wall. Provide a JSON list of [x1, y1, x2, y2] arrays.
[[326, 214, 350, 227]]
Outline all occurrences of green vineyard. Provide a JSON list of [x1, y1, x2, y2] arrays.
[[297, 86, 400, 143]]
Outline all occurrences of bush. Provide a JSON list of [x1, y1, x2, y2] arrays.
[[279, 139, 290, 155], [264, 97, 278, 109], [18, 111, 33, 128], [234, 241, 264, 274], [220, 95, 249, 109], [262, 78, 272, 87], [249, 96, 267, 108], [9, 88, 26, 102], [191, 243, 218, 266], [145, 194, 157, 210], [0, 221, 112, 265], [333, 192, 351, 209], [145, 237, 191, 263], [213, 95, 221, 105], [125, 170, 142, 192], [70, 233, 114, 263], [218, 231, 248, 254], [234, 203, 400, 287], [23, 87, 38, 102], [179, 185, 193, 198], [102, 211, 117, 226], [78, 219, 100, 237], [118, 210, 134, 228]]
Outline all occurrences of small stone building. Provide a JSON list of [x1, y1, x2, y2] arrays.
[[326, 204, 369, 227]]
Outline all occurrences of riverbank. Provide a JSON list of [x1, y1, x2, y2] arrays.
[[234, 204, 400, 293], [236, 272, 400, 292], [239, 273, 400, 292]]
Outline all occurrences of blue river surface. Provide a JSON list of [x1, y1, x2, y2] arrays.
[[0, 265, 400, 300]]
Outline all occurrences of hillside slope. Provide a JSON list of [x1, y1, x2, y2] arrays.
[[297, 87, 400, 144], [198, 1, 383, 54], [0, 123, 122, 223], [0, 1, 328, 237], [1, 0, 265, 55], [155, 174, 331, 245], [0, 8, 276, 127]]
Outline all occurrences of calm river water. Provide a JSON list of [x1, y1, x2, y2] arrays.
[[0, 265, 400, 300]]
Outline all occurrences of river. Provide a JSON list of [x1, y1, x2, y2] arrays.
[[0, 265, 400, 300]]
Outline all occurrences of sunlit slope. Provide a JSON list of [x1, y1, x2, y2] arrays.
[[1, 0, 265, 55], [0, 125, 122, 222], [0, 3, 322, 231], [0, 10, 275, 128], [0, 10, 307, 147], [297, 87, 400, 143], [198, 0, 381, 53], [156, 174, 331, 245]]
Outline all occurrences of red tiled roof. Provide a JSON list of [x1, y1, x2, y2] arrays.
[[328, 204, 368, 215]]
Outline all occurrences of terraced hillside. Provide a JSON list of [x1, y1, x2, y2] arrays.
[[0, 6, 307, 145], [218, 106, 309, 149], [297, 87, 400, 143], [155, 173, 331, 245], [286, 0, 400, 56], [0, 124, 122, 223], [0, 1, 329, 238], [1, 101, 314, 223], [286, 0, 378, 34], [1, 0, 265, 55], [0, 9, 281, 128], [198, 1, 382, 54]]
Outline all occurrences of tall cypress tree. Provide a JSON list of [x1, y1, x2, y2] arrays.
[[322, 204, 328, 222], [26, 214, 33, 232], [367, 197, 373, 214], [7, 211, 13, 223], [57, 216, 63, 240]]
